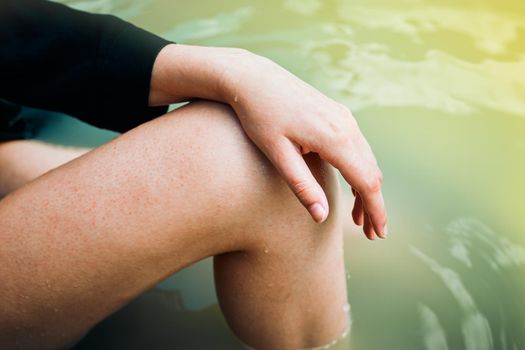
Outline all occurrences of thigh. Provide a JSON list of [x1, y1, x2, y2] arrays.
[[0, 101, 349, 350], [0, 101, 270, 348]]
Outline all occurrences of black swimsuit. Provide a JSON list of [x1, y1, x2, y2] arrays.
[[0, 0, 171, 140], [0, 100, 27, 142]]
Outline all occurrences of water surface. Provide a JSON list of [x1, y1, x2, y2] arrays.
[[48, 0, 525, 349]]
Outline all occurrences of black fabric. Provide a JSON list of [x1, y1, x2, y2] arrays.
[[0, 0, 171, 133], [0, 99, 28, 142]]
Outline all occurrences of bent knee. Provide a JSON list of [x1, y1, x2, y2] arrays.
[[184, 102, 342, 251], [146, 100, 342, 251], [246, 153, 343, 258]]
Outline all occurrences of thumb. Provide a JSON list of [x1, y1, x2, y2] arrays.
[[267, 138, 329, 223]]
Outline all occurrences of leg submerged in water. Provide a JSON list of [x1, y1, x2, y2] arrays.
[[213, 150, 349, 349], [0, 101, 349, 349]]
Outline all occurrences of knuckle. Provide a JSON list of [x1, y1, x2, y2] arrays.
[[364, 174, 382, 193], [332, 127, 348, 147], [290, 179, 315, 201], [324, 123, 349, 149], [377, 169, 384, 185], [322, 104, 356, 148]]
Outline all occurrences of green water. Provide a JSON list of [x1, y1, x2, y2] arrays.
[[48, 0, 525, 349]]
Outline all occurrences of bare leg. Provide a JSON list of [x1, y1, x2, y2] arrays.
[[0, 101, 348, 349], [0, 140, 88, 197]]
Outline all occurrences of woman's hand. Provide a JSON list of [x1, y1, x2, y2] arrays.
[[149, 44, 387, 239]]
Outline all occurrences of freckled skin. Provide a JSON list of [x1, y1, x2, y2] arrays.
[[0, 101, 348, 350]]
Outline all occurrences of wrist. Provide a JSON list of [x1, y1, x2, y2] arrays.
[[148, 44, 253, 106]]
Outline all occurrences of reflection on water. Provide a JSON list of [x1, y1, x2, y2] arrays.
[[411, 217, 525, 350], [58, 0, 151, 17], [49, 0, 525, 349], [411, 247, 493, 350], [284, 0, 322, 16], [447, 218, 525, 271], [418, 303, 448, 350], [163, 7, 255, 42]]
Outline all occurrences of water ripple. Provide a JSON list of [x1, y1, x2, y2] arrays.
[[447, 217, 525, 270], [411, 246, 493, 350], [418, 303, 449, 350], [53, 0, 151, 18], [162, 7, 255, 42]]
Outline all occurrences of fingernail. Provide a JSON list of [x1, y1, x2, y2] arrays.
[[309, 203, 327, 223], [383, 225, 389, 238]]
